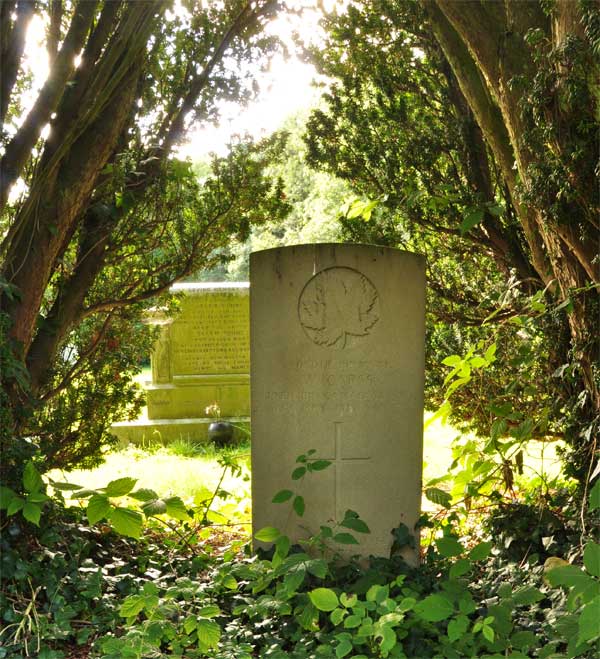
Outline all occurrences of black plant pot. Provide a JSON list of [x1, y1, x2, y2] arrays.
[[208, 421, 234, 447]]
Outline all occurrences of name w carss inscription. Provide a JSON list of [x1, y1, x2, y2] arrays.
[[251, 244, 425, 562]]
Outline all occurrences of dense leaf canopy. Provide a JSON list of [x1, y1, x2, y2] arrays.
[[0, 0, 291, 471], [305, 0, 599, 474]]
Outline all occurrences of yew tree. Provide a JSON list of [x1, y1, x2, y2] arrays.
[[306, 0, 598, 475], [0, 0, 289, 473]]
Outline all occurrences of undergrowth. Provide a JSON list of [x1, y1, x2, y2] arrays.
[[1, 464, 599, 658]]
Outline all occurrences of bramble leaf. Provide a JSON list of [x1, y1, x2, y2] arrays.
[[0, 486, 16, 509], [164, 496, 190, 520], [23, 462, 43, 493], [425, 487, 451, 508], [469, 541, 493, 561], [7, 497, 24, 515], [578, 595, 600, 644], [414, 594, 454, 622], [309, 587, 339, 612], [87, 494, 111, 525], [589, 479, 600, 511], [272, 489, 293, 503], [22, 502, 41, 526], [583, 542, 600, 578], [255, 526, 281, 542], [119, 595, 146, 618], [105, 477, 137, 497], [436, 536, 464, 557], [109, 507, 143, 539], [129, 488, 159, 502]]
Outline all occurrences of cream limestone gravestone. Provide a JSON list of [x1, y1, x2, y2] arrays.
[[250, 244, 425, 561], [111, 282, 250, 444]]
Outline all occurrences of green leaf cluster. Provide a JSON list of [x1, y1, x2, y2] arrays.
[[0, 461, 49, 526]]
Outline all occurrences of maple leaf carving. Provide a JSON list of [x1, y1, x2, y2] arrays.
[[300, 279, 327, 333], [299, 268, 379, 348]]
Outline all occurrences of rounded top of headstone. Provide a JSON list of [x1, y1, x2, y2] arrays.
[[249, 242, 425, 264]]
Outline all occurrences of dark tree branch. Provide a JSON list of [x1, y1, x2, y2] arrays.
[[47, 0, 63, 63], [0, 0, 35, 127], [0, 0, 98, 209]]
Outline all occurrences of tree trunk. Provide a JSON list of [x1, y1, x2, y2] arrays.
[[0, 0, 35, 127], [26, 204, 115, 393], [0, 64, 140, 355], [0, 0, 99, 208], [423, 0, 600, 461]]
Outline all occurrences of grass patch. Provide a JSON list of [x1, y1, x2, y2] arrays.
[[49, 440, 252, 529], [50, 417, 564, 528]]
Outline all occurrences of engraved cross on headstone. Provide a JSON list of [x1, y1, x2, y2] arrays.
[[329, 421, 371, 522]]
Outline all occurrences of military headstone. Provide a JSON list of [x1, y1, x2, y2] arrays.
[[250, 244, 425, 561]]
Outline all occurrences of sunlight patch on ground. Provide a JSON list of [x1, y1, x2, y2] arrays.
[[49, 447, 252, 528]]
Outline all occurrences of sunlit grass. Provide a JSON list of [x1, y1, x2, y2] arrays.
[[423, 414, 459, 482], [51, 415, 565, 526], [49, 442, 252, 527]]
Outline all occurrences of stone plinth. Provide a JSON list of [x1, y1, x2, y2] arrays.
[[111, 282, 250, 445], [250, 244, 425, 561]]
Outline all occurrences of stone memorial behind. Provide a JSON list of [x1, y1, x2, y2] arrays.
[[250, 244, 425, 561], [112, 282, 250, 444]]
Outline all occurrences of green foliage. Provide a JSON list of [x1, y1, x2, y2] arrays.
[[48, 449, 247, 542], [1, 0, 292, 474], [542, 485, 600, 656], [303, 0, 599, 480], [16, 135, 290, 473], [0, 461, 49, 527], [200, 109, 351, 282], [1, 444, 598, 658], [100, 580, 224, 658]]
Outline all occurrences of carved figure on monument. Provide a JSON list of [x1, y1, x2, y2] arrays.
[[152, 326, 171, 384], [298, 267, 380, 348]]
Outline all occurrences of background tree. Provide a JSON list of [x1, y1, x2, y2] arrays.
[[198, 109, 352, 281], [304, 0, 599, 477], [0, 0, 290, 474]]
